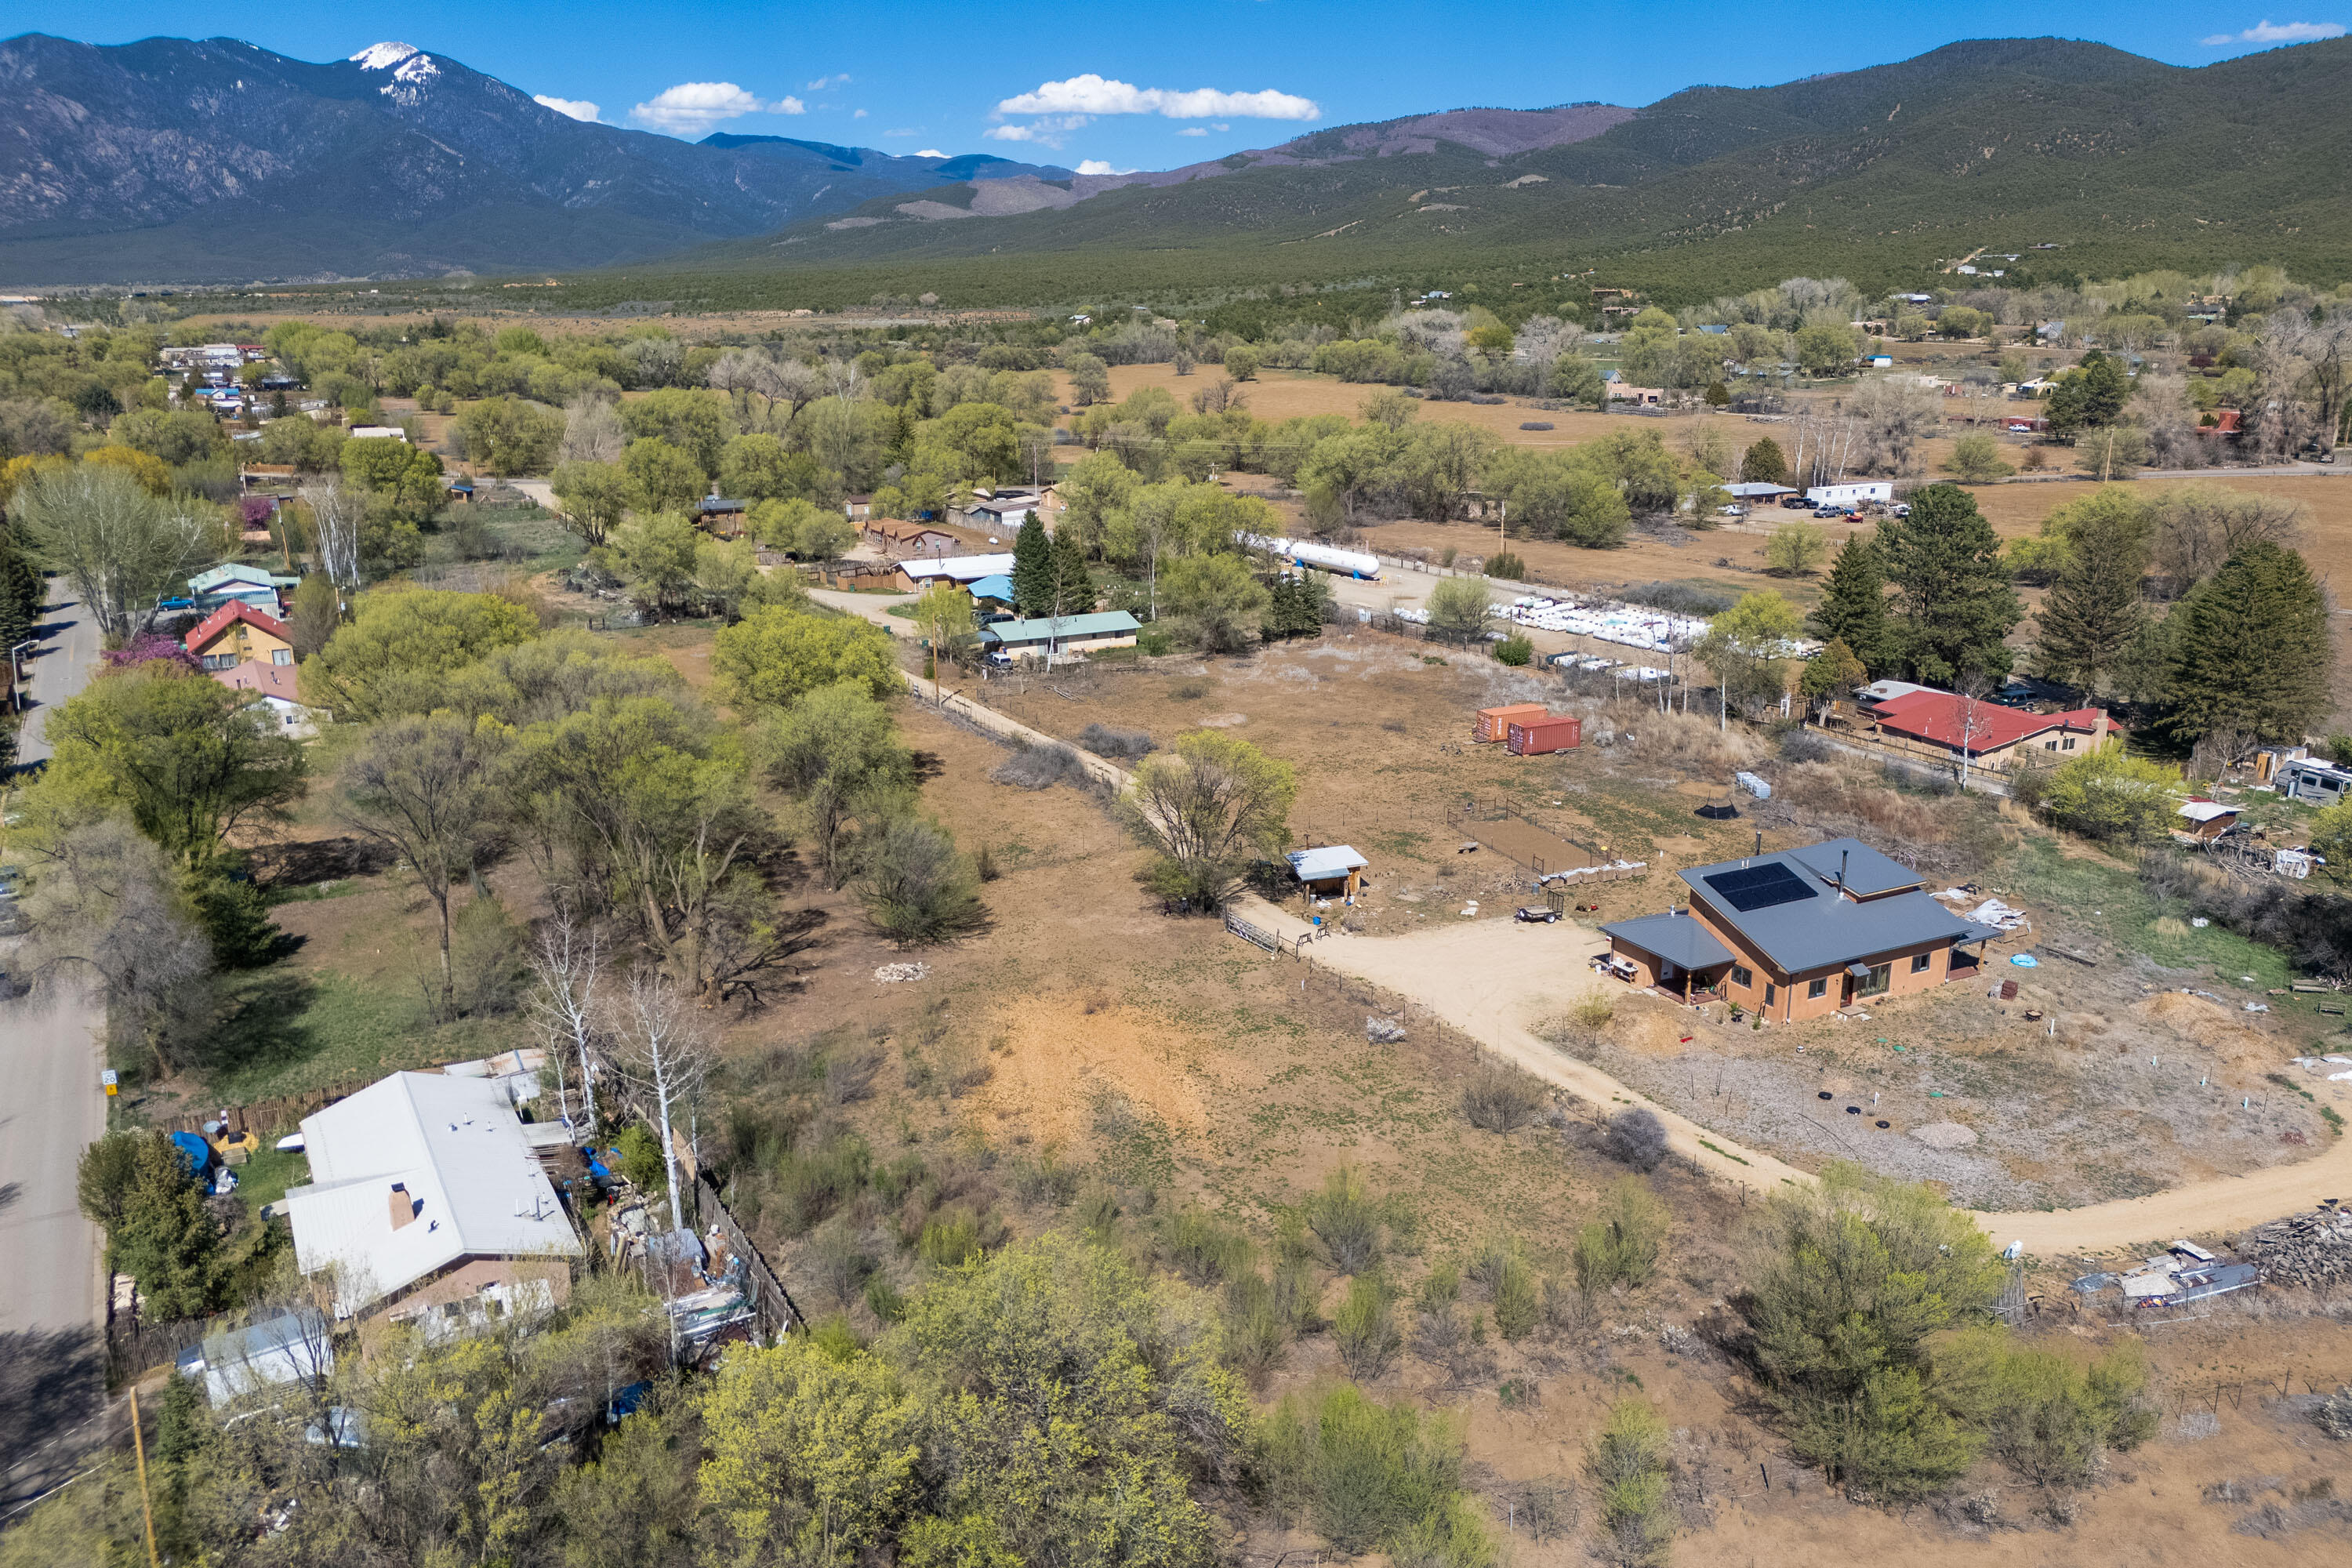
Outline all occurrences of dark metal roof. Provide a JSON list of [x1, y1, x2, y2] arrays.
[[1677, 839, 1971, 975], [1784, 837, 1922, 897], [1601, 912, 1734, 971]]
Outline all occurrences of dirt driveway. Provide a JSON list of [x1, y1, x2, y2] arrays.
[[1236, 900, 1812, 1191], [1256, 904, 2352, 1256]]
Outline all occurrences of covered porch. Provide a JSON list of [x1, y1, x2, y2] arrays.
[[1598, 911, 1735, 1007]]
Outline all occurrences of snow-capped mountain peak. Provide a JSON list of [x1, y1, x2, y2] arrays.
[[349, 42, 420, 71]]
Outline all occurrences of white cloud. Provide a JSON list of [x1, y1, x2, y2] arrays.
[[995, 74, 1320, 121], [631, 82, 804, 134], [854, 108, 868, 118], [916, 149, 948, 158], [806, 73, 851, 90], [1076, 159, 1138, 176], [984, 114, 1090, 148], [1176, 125, 1208, 136], [535, 94, 601, 122], [2201, 18, 2346, 43]]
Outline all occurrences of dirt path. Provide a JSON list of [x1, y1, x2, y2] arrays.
[[1970, 1134, 2352, 1258]]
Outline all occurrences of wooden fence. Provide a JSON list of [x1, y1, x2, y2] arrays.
[[1441, 797, 1647, 883], [152, 1075, 383, 1139], [695, 1173, 802, 1340]]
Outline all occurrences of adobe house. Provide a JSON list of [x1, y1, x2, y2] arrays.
[[1864, 688, 2120, 768], [1600, 837, 2002, 1021]]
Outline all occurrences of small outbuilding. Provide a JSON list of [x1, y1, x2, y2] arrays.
[[2173, 800, 2240, 840], [1287, 845, 1368, 901]]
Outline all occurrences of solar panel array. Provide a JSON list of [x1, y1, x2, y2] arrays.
[[1702, 862, 1818, 913]]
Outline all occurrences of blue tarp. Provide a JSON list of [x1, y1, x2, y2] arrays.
[[170, 1131, 212, 1175]]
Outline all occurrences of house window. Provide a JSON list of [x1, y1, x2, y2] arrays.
[[2045, 739, 2057, 750], [2063, 736, 2076, 750], [1807, 977, 1828, 1000], [1763, 982, 1776, 1007], [272, 648, 293, 666], [1730, 964, 1754, 989], [1860, 964, 1893, 996], [203, 653, 234, 670], [1911, 952, 1933, 975]]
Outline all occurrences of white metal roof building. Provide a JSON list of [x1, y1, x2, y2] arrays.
[[281, 1072, 583, 1319], [899, 553, 1017, 585]]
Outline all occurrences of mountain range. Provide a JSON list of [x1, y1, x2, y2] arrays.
[[4, 34, 2351, 295], [0, 35, 1070, 284]]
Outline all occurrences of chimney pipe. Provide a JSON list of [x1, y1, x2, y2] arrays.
[[1754, 829, 1762, 858], [1838, 848, 1849, 895]]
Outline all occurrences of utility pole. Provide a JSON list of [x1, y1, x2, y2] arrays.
[[129, 1385, 161, 1568]]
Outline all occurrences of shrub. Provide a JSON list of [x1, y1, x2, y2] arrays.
[[1165, 1206, 1253, 1285], [1607, 1108, 1670, 1171], [1076, 721, 1156, 759], [1621, 581, 1732, 616], [1260, 1385, 1478, 1559], [990, 739, 1089, 789], [2039, 749, 2179, 843], [858, 815, 989, 946], [1574, 1178, 1668, 1298], [1333, 1274, 1403, 1380], [1491, 1254, 1541, 1341], [1221, 1271, 1292, 1386], [1486, 550, 1526, 581], [1425, 575, 1494, 639], [1308, 1166, 1385, 1273], [1461, 1063, 1547, 1133], [1492, 632, 1534, 667], [1587, 1397, 1675, 1566], [615, 1123, 667, 1194]]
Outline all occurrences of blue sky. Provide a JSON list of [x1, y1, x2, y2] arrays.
[[9, 2, 2347, 172]]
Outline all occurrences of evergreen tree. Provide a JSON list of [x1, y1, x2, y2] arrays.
[[2032, 497, 2150, 693], [2166, 542, 2332, 744], [2045, 350, 2129, 437], [1806, 535, 1896, 677], [1046, 525, 1094, 616], [109, 1133, 223, 1320], [0, 521, 43, 652], [1876, 484, 2022, 684], [1740, 437, 1790, 485], [1010, 510, 1052, 617]]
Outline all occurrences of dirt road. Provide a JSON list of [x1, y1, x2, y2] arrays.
[[1970, 1134, 2352, 1258]]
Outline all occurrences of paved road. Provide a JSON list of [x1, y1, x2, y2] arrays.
[[1, 579, 111, 1514], [12, 578, 100, 768], [0, 971, 108, 1334]]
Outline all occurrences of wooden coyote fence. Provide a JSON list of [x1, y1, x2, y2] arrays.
[[1443, 797, 1647, 884]]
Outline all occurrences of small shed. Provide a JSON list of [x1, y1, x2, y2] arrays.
[[1287, 845, 1368, 901], [967, 574, 1016, 606], [2174, 800, 2240, 840]]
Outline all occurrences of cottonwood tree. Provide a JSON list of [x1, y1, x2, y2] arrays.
[[339, 712, 510, 1021], [14, 463, 226, 640], [299, 477, 365, 587], [1121, 731, 1297, 907], [605, 966, 713, 1233], [1697, 590, 1803, 725], [528, 902, 604, 1127], [20, 818, 212, 1077]]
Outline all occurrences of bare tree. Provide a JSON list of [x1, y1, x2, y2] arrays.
[[339, 713, 510, 1021], [13, 464, 227, 640], [1951, 670, 1994, 791], [300, 477, 364, 588], [604, 967, 713, 1234], [527, 902, 604, 1127], [20, 818, 212, 1077], [557, 397, 626, 465]]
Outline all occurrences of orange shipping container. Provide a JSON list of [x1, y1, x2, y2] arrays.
[[1507, 716, 1581, 755], [1474, 703, 1548, 743]]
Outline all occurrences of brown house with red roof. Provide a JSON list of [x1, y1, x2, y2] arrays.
[[1864, 688, 2119, 768]]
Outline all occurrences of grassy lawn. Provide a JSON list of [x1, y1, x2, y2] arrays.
[[194, 969, 528, 1105], [234, 1142, 310, 1214], [2000, 833, 2293, 989]]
